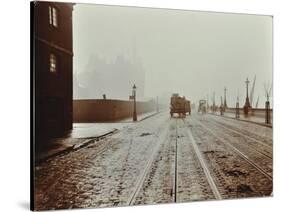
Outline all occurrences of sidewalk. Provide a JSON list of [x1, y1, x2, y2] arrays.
[[71, 111, 161, 138], [209, 112, 272, 128], [35, 111, 161, 164]]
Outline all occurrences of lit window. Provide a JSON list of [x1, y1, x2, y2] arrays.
[[49, 6, 52, 25], [50, 54, 57, 73], [48, 6, 58, 27], [52, 7, 58, 27]]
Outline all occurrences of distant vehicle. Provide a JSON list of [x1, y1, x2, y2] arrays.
[[198, 100, 207, 114], [170, 94, 191, 117]]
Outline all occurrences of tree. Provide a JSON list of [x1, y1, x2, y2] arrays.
[[264, 81, 272, 102]]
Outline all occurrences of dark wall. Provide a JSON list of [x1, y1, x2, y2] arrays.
[[73, 100, 156, 122], [34, 2, 74, 136], [34, 2, 73, 51]]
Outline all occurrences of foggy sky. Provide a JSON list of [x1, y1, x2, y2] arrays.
[[73, 4, 272, 107]]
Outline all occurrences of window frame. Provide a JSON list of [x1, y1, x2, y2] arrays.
[[49, 53, 57, 74], [48, 5, 59, 28]]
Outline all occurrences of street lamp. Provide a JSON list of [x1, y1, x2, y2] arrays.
[[132, 84, 137, 121], [220, 96, 224, 116], [244, 77, 251, 116], [236, 96, 240, 119]]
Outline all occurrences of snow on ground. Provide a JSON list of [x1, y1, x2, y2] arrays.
[[71, 111, 160, 139], [71, 123, 128, 138], [207, 114, 272, 142], [36, 112, 160, 162], [35, 113, 169, 210], [34, 112, 273, 210]]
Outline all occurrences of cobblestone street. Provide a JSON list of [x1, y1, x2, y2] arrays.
[[34, 113, 273, 210]]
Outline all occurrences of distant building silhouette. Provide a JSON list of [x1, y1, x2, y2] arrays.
[[33, 2, 74, 136], [74, 53, 145, 100]]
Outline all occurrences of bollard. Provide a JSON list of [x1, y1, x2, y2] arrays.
[[265, 101, 270, 124], [251, 109, 255, 116], [244, 106, 248, 117], [220, 107, 223, 116]]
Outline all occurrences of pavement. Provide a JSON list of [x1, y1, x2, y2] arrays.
[[210, 111, 272, 128], [35, 111, 161, 163]]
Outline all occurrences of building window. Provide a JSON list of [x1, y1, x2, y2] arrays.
[[50, 54, 57, 73], [49, 6, 58, 27]]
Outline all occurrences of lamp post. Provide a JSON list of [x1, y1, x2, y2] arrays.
[[244, 77, 251, 116], [224, 87, 227, 110], [132, 84, 137, 121], [265, 89, 271, 124], [220, 96, 224, 116], [236, 96, 240, 119]]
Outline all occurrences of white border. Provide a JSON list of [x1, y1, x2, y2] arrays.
[[0, 0, 280, 211]]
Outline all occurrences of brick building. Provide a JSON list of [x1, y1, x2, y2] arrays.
[[33, 1, 74, 137]]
